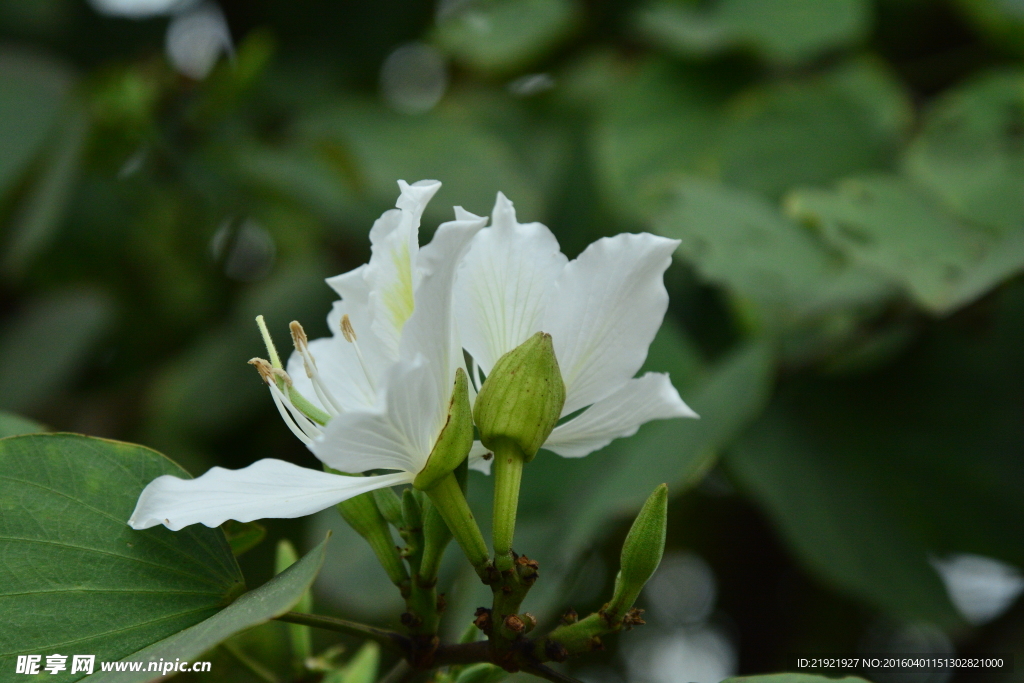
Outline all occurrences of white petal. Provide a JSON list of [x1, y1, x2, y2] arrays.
[[467, 441, 494, 475], [400, 207, 487, 417], [287, 332, 377, 413], [544, 233, 680, 414], [455, 192, 567, 374], [128, 459, 413, 530], [365, 180, 441, 357], [545, 373, 697, 458], [311, 357, 441, 475]]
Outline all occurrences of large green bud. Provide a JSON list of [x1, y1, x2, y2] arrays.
[[414, 367, 474, 491], [473, 332, 566, 462], [605, 483, 668, 624]]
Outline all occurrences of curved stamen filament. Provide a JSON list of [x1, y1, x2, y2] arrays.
[[269, 382, 323, 440], [290, 321, 343, 417], [341, 314, 377, 394]]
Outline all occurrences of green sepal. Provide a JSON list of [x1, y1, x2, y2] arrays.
[[414, 367, 474, 490], [473, 332, 566, 461], [605, 483, 669, 623]]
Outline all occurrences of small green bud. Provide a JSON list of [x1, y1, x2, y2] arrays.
[[605, 483, 668, 624], [414, 368, 474, 490], [402, 487, 423, 530], [373, 487, 405, 527], [337, 490, 409, 589], [473, 332, 566, 461]]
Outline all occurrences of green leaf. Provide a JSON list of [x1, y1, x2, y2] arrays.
[[954, 0, 1024, 55], [0, 411, 47, 439], [297, 99, 543, 224], [718, 60, 910, 198], [92, 535, 329, 683], [0, 434, 245, 680], [0, 49, 74, 194], [433, 0, 580, 74], [727, 280, 1024, 626], [786, 174, 1001, 314], [593, 59, 727, 217], [727, 399, 961, 626], [2, 107, 88, 278], [655, 178, 891, 328], [221, 520, 266, 557], [904, 69, 1024, 236], [545, 338, 774, 564], [635, 0, 871, 65], [0, 289, 114, 413]]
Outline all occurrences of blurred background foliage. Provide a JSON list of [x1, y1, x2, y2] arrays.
[[2, 0, 1024, 681]]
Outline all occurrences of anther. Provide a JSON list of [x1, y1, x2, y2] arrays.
[[340, 314, 357, 342], [251, 359, 316, 446], [289, 320, 342, 416], [340, 314, 376, 393]]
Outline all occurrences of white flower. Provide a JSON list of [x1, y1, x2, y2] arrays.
[[129, 181, 486, 530], [455, 192, 696, 465]]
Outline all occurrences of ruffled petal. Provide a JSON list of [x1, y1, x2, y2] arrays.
[[311, 357, 441, 475], [128, 459, 413, 530], [545, 373, 697, 458], [454, 192, 567, 374], [544, 233, 680, 414], [365, 180, 441, 357]]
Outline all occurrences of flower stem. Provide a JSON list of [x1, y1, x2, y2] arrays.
[[492, 439, 525, 571], [274, 612, 407, 652], [424, 472, 491, 577]]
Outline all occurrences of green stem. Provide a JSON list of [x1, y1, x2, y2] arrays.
[[492, 440, 525, 571], [274, 612, 407, 652], [425, 472, 491, 576]]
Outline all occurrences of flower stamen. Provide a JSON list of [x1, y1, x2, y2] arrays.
[[290, 320, 343, 417], [249, 358, 322, 445], [341, 314, 377, 393]]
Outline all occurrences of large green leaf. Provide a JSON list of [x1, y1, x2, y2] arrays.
[[296, 98, 543, 223], [0, 433, 245, 680], [718, 60, 910, 198], [654, 178, 891, 329], [592, 59, 727, 217], [2, 108, 88, 278], [786, 175, 1001, 314], [904, 69, 1024, 236], [0, 411, 47, 439], [433, 0, 580, 74], [0, 289, 114, 413], [0, 49, 74, 195], [725, 282, 1024, 624], [635, 0, 871, 65], [92, 535, 328, 683]]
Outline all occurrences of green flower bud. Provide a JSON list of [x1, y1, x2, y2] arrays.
[[372, 487, 405, 527], [473, 332, 566, 462], [414, 367, 474, 490], [605, 483, 668, 624], [336, 489, 409, 589]]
